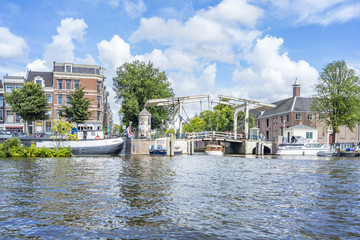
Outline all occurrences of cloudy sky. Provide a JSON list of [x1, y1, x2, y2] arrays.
[[1, 0, 360, 123]]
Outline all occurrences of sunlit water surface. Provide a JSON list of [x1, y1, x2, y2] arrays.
[[0, 154, 359, 239]]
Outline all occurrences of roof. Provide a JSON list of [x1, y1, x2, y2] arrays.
[[251, 96, 314, 119], [138, 108, 151, 116], [26, 71, 53, 87], [286, 123, 316, 130]]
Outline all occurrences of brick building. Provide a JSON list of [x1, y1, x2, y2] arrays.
[[1, 62, 112, 135], [252, 80, 359, 145]]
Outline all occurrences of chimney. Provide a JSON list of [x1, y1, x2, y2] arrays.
[[292, 78, 300, 97]]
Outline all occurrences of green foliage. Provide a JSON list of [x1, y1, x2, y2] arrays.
[[113, 60, 174, 129], [113, 124, 124, 135], [311, 60, 360, 142], [51, 117, 76, 150], [4, 82, 48, 122], [0, 138, 72, 158], [184, 103, 255, 133], [62, 86, 92, 123]]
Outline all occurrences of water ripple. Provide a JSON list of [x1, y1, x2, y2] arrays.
[[0, 155, 359, 239]]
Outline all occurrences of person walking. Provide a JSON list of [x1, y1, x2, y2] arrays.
[[83, 129, 87, 140]]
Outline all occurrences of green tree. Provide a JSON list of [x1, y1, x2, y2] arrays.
[[184, 103, 255, 134], [51, 117, 77, 150], [62, 86, 92, 123], [4, 82, 48, 134], [113, 60, 174, 129], [311, 60, 360, 142]]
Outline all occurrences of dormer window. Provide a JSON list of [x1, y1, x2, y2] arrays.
[[65, 65, 72, 73], [34, 76, 44, 87]]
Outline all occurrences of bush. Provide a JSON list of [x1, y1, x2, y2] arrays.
[[0, 138, 73, 158]]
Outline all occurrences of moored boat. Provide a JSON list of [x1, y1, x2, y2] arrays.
[[205, 144, 224, 156], [36, 137, 124, 156], [277, 142, 328, 156], [149, 137, 182, 156]]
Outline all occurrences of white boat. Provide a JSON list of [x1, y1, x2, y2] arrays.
[[205, 144, 224, 156], [36, 137, 124, 156], [276, 142, 328, 156]]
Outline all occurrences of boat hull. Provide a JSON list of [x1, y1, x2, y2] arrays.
[[205, 151, 224, 156], [36, 138, 124, 156]]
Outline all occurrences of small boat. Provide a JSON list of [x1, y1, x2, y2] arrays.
[[277, 142, 328, 156], [205, 144, 224, 156], [149, 137, 182, 156], [36, 137, 124, 156], [333, 142, 359, 157]]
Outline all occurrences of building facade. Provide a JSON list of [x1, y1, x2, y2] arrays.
[[253, 80, 359, 145], [0, 75, 25, 133], [2, 62, 112, 135]]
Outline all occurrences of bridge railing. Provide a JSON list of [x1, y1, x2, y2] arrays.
[[185, 131, 244, 140]]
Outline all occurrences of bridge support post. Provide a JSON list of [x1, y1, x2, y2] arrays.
[[170, 134, 175, 156]]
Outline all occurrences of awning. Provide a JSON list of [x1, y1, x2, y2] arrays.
[[6, 126, 23, 129]]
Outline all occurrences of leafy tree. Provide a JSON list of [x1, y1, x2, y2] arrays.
[[4, 82, 48, 134], [194, 103, 255, 133], [62, 86, 92, 123], [311, 60, 360, 142], [113, 60, 174, 129], [51, 117, 77, 150], [183, 117, 206, 132]]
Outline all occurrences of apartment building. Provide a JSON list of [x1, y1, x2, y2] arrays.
[[52, 62, 105, 131], [0, 62, 110, 134], [0, 75, 25, 133]]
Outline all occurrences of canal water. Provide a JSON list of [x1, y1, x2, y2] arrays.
[[0, 154, 359, 239]]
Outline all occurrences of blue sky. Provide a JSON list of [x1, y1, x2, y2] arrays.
[[1, 0, 360, 122]]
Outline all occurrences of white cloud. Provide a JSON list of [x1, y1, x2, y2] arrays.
[[232, 35, 318, 101], [75, 54, 97, 65], [44, 18, 88, 64], [169, 63, 217, 96], [26, 59, 50, 71], [97, 35, 132, 71], [0, 27, 28, 60], [123, 0, 146, 18], [130, 0, 263, 64], [266, 0, 360, 25]]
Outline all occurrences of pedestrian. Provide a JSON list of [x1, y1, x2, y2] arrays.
[[83, 129, 87, 140]]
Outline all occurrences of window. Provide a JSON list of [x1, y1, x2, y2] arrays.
[[66, 95, 70, 105], [97, 111, 101, 121], [6, 85, 13, 93], [58, 80, 63, 89], [286, 115, 289, 122], [66, 80, 71, 89], [296, 114, 301, 120], [57, 110, 63, 119], [280, 116, 284, 123], [15, 114, 21, 123], [97, 81, 101, 93], [57, 94, 63, 105], [266, 119, 269, 127], [35, 80, 42, 86], [257, 121, 260, 128], [97, 96, 101, 108], [6, 111, 14, 123], [66, 65, 71, 73], [46, 122, 51, 132], [15, 85, 22, 90], [307, 114, 313, 120], [74, 80, 80, 89], [306, 132, 313, 139], [46, 94, 52, 103], [0, 96, 3, 107], [46, 108, 52, 118], [0, 111, 3, 121]]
